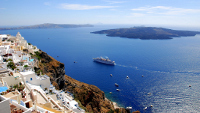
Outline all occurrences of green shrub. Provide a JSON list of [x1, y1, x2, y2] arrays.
[[107, 109, 114, 113], [7, 61, 16, 70], [24, 65, 28, 68], [34, 51, 41, 60], [7, 58, 13, 62]]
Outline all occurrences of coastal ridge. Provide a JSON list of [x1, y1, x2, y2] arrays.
[[0, 23, 93, 30]]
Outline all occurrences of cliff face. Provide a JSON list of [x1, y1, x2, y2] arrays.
[[64, 75, 115, 112], [36, 51, 65, 90], [36, 51, 132, 113]]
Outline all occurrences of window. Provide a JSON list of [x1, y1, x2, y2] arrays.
[[30, 78, 32, 81]]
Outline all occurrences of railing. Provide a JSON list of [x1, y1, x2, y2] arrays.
[[47, 96, 63, 110], [34, 89, 63, 110]]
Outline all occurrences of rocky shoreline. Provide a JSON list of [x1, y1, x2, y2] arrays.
[[34, 50, 137, 113]]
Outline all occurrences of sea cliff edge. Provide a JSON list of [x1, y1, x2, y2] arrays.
[[34, 50, 138, 113]]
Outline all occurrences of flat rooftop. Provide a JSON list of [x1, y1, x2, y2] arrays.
[[20, 71, 35, 76], [13, 73, 21, 78], [0, 67, 9, 74]]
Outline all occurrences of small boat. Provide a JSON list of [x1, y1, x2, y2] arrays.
[[109, 92, 112, 94], [115, 83, 119, 87], [116, 89, 120, 91], [147, 93, 151, 95], [126, 106, 132, 110], [126, 76, 129, 79], [110, 74, 113, 76], [142, 75, 144, 77], [150, 105, 153, 107], [189, 85, 191, 87], [144, 107, 147, 110]]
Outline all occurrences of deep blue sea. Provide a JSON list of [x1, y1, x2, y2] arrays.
[[1, 25, 200, 113]]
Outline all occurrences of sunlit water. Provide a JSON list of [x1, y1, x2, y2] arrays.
[[1, 25, 200, 112]]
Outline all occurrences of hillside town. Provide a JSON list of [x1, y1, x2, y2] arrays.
[[0, 32, 85, 113]]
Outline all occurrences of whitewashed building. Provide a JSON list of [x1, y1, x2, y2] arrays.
[[0, 95, 11, 113], [20, 71, 50, 90], [0, 34, 8, 41]]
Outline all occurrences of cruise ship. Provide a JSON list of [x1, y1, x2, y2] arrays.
[[93, 57, 116, 65]]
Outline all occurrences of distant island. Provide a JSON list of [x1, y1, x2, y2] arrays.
[[0, 23, 93, 30], [91, 27, 200, 39]]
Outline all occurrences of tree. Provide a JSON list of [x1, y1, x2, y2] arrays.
[[7, 61, 16, 70], [24, 65, 29, 70], [24, 65, 28, 68], [7, 58, 13, 62]]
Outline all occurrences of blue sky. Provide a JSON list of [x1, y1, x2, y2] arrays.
[[1, 0, 200, 27]]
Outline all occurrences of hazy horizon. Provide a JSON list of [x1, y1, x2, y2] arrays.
[[1, 24, 200, 32]]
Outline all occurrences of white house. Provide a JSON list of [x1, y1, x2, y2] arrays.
[[1, 75, 21, 88], [0, 34, 8, 41], [0, 46, 7, 56], [1, 41, 11, 46], [20, 71, 50, 90], [0, 95, 11, 113], [12, 53, 22, 63], [0, 95, 32, 113]]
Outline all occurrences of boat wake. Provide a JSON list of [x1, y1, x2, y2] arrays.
[[116, 64, 200, 75], [116, 64, 139, 70]]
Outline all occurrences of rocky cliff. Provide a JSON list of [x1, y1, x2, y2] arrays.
[[34, 50, 139, 113]]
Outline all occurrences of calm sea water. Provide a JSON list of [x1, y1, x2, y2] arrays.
[[1, 25, 200, 113]]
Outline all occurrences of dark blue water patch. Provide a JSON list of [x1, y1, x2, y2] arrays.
[[1, 26, 200, 113]]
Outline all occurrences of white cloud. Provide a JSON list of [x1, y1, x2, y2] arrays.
[[131, 6, 200, 15], [104, 0, 126, 4], [44, 2, 51, 6], [60, 3, 117, 10]]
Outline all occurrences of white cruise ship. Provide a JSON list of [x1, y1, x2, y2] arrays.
[[93, 57, 116, 65]]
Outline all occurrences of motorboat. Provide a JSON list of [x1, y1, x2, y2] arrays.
[[115, 83, 119, 87], [126, 106, 132, 110], [116, 89, 120, 91]]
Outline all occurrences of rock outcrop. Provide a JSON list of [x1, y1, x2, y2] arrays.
[[35, 50, 138, 113]]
